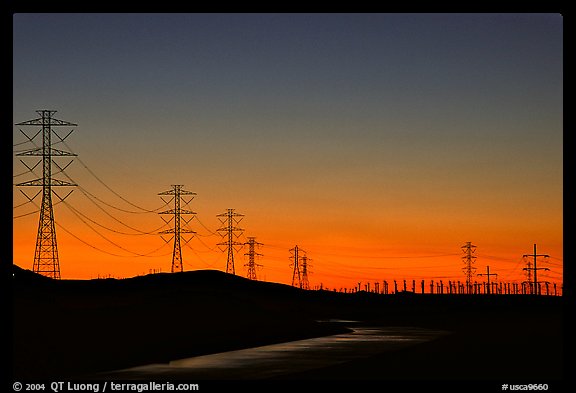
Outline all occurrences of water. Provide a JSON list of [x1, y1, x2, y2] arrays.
[[94, 323, 446, 380]]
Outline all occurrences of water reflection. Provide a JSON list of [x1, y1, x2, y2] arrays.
[[95, 326, 446, 380]]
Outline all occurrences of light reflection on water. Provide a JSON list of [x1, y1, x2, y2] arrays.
[[95, 326, 447, 380]]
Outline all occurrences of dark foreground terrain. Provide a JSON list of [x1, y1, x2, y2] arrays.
[[13, 265, 566, 384]]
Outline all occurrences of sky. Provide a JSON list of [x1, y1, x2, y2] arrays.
[[12, 13, 563, 291]]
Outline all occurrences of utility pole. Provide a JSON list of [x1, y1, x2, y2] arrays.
[[478, 266, 497, 295], [216, 209, 244, 275], [158, 185, 196, 273], [301, 254, 312, 290], [523, 244, 549, 295], [290, 245, 303, 288], [461, 242, 477, 294], [244, 236, 262, 280], [16, 110, 78, 279]]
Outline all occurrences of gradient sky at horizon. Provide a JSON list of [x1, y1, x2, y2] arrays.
[[13, 13, 563, 289]]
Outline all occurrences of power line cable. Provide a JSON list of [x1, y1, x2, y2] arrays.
[[53, 166, 171, 234], [59, 199, 169, 257], [60, 199, 167, 236], [192, 215, 219, 237], [62, 139, 167, 213]]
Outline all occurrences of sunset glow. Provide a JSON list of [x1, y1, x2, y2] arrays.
[[12, 13, 563, 291]]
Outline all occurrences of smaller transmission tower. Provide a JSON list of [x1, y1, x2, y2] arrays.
[[301, 254, 312, 290], [158, 185, 196, 273], [290, 245, 303, 288], [244, 236, 263, 280], [217, 209, 244, 275], [15, 110, 77, 279], [523, 244, 549, 295], [461, 242, 477, 294]]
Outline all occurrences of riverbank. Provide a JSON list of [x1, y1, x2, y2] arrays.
[[12, 266, 566, 381], [278, 307, 564, 380], [12, 266, 350, 379]]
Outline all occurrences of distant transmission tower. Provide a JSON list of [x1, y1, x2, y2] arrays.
[[158, 185, 196, 273], [301, 254, 312, 290], [523, 260, 533, 293], [461, 242, 477, 294], [15, 110, 78, 279], [523, 243, 549, 295], [290, 245, 303, 288], [244, 236, 263, 280], [217, 209, 244, 274]]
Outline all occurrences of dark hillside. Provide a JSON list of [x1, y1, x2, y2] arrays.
[[13, 265, 564, 381]]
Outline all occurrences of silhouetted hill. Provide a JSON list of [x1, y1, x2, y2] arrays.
[[13, 265, 564, 381], [12, 266, 348, 379]]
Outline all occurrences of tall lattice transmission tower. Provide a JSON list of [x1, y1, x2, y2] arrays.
[[217, 209, 244, 275], [301, 254, 312, 290], [244, 236, 263, 280], [290, 245, 303, 288], [461, 242, 477, 294], [15, 110, 78, 279], [158, 185, 196, 273]]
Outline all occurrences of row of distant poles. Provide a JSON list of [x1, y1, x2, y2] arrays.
[[15, 110, 267, 281]]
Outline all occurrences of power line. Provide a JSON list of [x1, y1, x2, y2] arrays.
[[183, 242, 220, 269], [77, 183, 172, 215], [59, 197, 168, 257], [190, 236, 220, 253], [52, 166, 172, 235], [62, 168, 171, 233], [194, 215, 219, 236], [54, 218, 172, 258], [309, 250, 461, 259], [75, 187, 170, 234], [59, 198, 168, 236], [13, 170, 32, 178], [62, 139, 167, 213]]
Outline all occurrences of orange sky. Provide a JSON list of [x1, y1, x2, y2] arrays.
[[12, 174, 563, 291]]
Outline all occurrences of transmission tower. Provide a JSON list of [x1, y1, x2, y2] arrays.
[[522, 260, 533, 294], [301, 254, 312, 290], [461, 242, 477, 294], [244, 236, 263, 280], [15, 110, 78, 279], [158, 185, 196, 273], [289, 245, 303, 288], [523, 244, 549, 295], [217, 209, 244, 274]]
